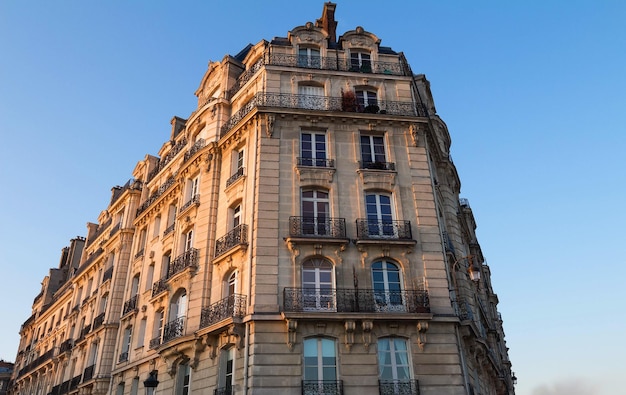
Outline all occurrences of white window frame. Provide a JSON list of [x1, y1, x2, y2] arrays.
[[300, 131, 327, 167]]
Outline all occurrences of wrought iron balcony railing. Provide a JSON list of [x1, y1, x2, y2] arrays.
[[302, 380, 344, 395], [289, 217, 346, 239], [214, 384, 233, 395], [167, 248, 199, 278], [163, 221, 176, 237], [146, 138, 187, 182], [162, 316, 185, 343], [83, 364, 95, 381], [220, 93, 427, 137], [267, 53, 410, 76], [359, 160, 396, 171], [102, 266, 114, 282], [226, 167, 245, 187], [283, 288, 430, 314], [77, 324, 92, 342], [184, 138, 206, 162], [215, 224, 248, 258], [59, 339, 73, 354], [122, 295, 138, 316], [60, 380, 70, 394], [70, 374, 81, 390], [109, 223, 121, 237], [92, 312, 105, 330], [200, 294, 247, 329], [134, 248, 145, 259], [179, 194, 200, 213], [118, 351, 129, 363], [149, 336, 161, 350], [378, 379, 420, 395], [355, 219, 413, 240], [136, 174, 177, 216], [297, 157, 335, 168], [152, 278, 168, 297]]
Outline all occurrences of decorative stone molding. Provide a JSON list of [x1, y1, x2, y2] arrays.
[[362, 320, 373, 351], [287, 319, 298, 350], [344, 320, 355, 351], [417, 320, 429, 351]]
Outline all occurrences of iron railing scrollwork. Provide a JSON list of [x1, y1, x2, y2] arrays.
[[215, 224, 248, 257], [92, 313, 105, 330], [86, 219, 111, 247], [301, 380, 344, 395], [200, 294, 247, 328], [152, 278, 168, 297], [179, 194, 200, 213], [355, 219, 412, 240], [359, 161, 396, 171], [136, 174, 178, 216], [184, 138, 206, 162], [102, 266, 114, 282], [146, 138, 187, 182], [122, 295, 138, 316], [167, 248, 199, 278], [379, 380, 420, 395], [219, 93, 426, 137], [214, 384, 233, 395], [162, 316, 185, 343], [83, 364, 95, 382], [163, 221, 176, 237], [225, 167, 245, 187], [118, 352, 128, 363], [149, 336, 161, 350], [283, 288, 430, 314], [297, 157, 335, 168], [289, 217, 346, 238]]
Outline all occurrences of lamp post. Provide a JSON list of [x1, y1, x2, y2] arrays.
[[143, 370, 159, 395]]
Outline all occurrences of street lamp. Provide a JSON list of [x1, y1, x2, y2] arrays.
[[143, 370, 159, 395]]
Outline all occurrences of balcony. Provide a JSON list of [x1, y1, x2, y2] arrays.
[[297, 157, 335, 168], [86, 219, 111, 247], [267, 53, 410, 76], [179, 194, 200, 213], [215, 224, 248, 258], [146, 138, 187, 182], [83, 364, 95, 381], [76, 324, 92, 343], [122, 295, 138, 316], [109, 222, 121, 237], [378, 380, 420, 395], [59, 339, 73, 354], [225, 167, 244, 187], [163, 221, 176, 237], [200, 294, 247, 329], [102, 266, 114, 282], [70, 374, 81, 390], [359, 160, 396, 171], [92, 312, 105, 330], [118, 351, 129, 363], [152, 278, 168, 298], [283, 288, 430, 314], [220, 93, 427, 137], [162, 316, 185, 343], [149, 336, 161, 350], [214, 385, 232, 395], [355, 219, 412, 240], [136, 174, 177, 216], [184, 138, 206, 162], [59, 380, 70, 394], [134, 248, 145, 260], [167, 248, 199, 278], [289, 217, 347, 239], [302, 380, 343, 395]]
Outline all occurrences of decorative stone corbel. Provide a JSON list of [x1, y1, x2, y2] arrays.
[[344, 320, 355, 351], [228, 323, 246, 350], [265, 114, 275, 138], [191, 338, 206, 369], [204, 334, 218, 360], [362, 320, 373, 351], [417, 320, 429, 351], [287, 319, 298, 350]]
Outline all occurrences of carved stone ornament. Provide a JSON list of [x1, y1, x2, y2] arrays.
[[344, 320, 356, 351], [287, 319, 298, 350], [266, 114, 275, 138], [362, 320, 373, 351], [417, 320, 429, 351]]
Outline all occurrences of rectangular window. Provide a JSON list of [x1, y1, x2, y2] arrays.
[[175, 363, 191, 395], [300, 132, 327, 167], [136, 318, 146, 348], [184, 229, 194, 251], [350, 51, 371, 72], [360, 135, 386, 168], [303, 337, 338, 394], [298, 47, 321, 68]]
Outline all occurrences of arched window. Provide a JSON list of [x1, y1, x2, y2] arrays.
[[371, 260, 404, 312], [377, 337, 411, 390], [302, 258, 335, 311], [301, 189, 329, 236], [303, 337, 338, 391], [164, 289, 187, 343]]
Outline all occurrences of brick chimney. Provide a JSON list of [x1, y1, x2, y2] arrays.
[[316, 2, 337, 44]]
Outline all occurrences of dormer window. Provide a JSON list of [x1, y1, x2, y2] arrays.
[[298, 47, 321, 68], [350, 51, 371, 72]]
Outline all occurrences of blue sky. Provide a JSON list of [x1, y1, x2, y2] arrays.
[[1, 1, 625, 395]]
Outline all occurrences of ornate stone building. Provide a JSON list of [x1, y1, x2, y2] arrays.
[[10, 3, 514, 395]]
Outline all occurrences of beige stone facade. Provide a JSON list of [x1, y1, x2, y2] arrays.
[[10, 3, 514, 395]]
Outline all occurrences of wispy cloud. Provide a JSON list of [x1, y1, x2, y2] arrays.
[[532, 378, 600, 395]]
